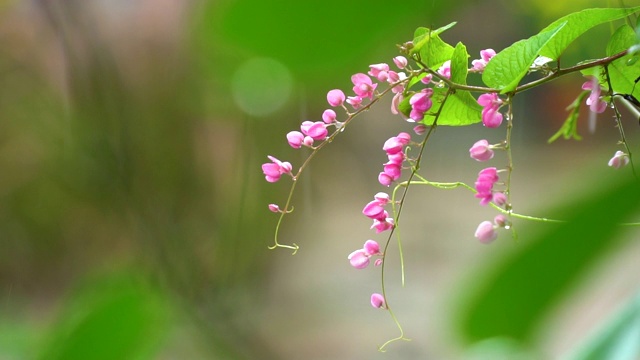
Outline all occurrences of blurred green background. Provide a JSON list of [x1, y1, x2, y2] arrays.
[[1, 0, 640, 359]]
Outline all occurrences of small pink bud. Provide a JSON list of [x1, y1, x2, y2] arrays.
[[348, 249, 370, 269], [303, 136, 314, 147], [420, 73, 432, 84], [469, 139, 494, 161], [492, 192, 507, 206], [608, 150, 630, 169], [370, 293, 386, 309], [322, 109, 337, 124], [475, 221, 497, 244], [494, 214, 507, 227], [374, 258, 383, 266], [286, 131, 304, 149], [268, 204, 280, 213], [413, 124, 427, 135], [363, 240, 381, 256], [378, 172, 393, 187], [393, 56, 408, 69], [327, 89, 345, 107]]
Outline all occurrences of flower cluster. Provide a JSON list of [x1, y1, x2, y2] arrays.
[[348, 239, 383, 269], [470, 49, 496, 72], [477, 93, 504, 128], [582, 76, 607, 114], [474, 215, 507, 244], [362, 192, 395, 233], [261, 156, 293, 183], [379, 133, 411, 187], [264, 56, 413, 190]]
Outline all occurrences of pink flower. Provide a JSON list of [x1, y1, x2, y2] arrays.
[[393, 56, 408, 69], [268, 204, 280, 213], [322, 109, 337, 124], [301, 121, 328, 141], [387, 152, 405, 165], [388, 71, 407, 93], [383, 162, 402, 180], [396, 132, 411, 145], [261, 155, 292, 183], [475, 221, 497, 243], [351, 73, 377, 100], [582, 77, 607, 114], [346, 95, 363, 109], [437, 60, 451, 79], [378, 172, 393, 187], [470, 48, 496, 72], [391, 93, 403, 114], [374, 192, 390, 205], [363, 239, 381, 255], [286, 131, 304, 149], [371, 217, 394, 233], [477, 93, 504, 128], [348, 240, 382, 269], [409, 90, 433, 121], [363, 200, 385, 219], [469, 139, 494, 161], [368, 63, 390, 82], [370, 293, 386, 309], [421, 74, 433, 84], [608, 150, 629, 169], [348, 249, 371, 269], [383, 137, 405, 155], [327, 89, 345, 107], [474, 167, 499, 205]]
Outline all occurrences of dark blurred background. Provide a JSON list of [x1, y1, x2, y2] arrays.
[[0, 0, 639, 359]]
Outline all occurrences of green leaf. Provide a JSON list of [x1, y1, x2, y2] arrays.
[[38, 274, 169, 360], [450, 41, 469, 85], [607, 24, 640, 100], [454, 177, 640, 344], [424, 42, 481, 126], [548, 92, 587, 143], [566, 292, 640, 360], [421, 88, 482, 126], [483, 22, 566, 93], [411, 25, 455, 69], [539, 7, 640, 61]]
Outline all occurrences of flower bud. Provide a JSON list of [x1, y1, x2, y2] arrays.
[[370, 293, 386, 309], [327, 89, 345, 107], [322, 109, 337, 124], [469, 139, 494, 162], [475, 221, 497, 244], [286, 131, 304, 149]]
